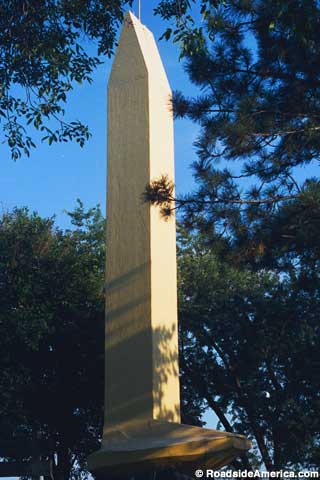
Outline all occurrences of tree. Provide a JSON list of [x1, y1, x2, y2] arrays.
[[0, 0, 132, 159], [177, 226, 320, 470], [0, 205, 196, 480], [147, 0, 320, 234], [148, 12, 320, 467], [0, 201, 105, 480], [1, 202, 318, 475]]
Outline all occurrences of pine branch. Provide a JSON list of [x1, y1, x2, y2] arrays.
[[174, 194, 298, 207], [250, 125, 320, 138]]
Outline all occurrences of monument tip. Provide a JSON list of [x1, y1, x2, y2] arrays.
[[125, 10, 143, 26]]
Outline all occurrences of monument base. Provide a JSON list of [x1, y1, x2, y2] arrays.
[[87, 420, 251, 477]]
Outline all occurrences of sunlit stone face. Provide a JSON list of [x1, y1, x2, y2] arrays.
[[105, 11, 180, 428]]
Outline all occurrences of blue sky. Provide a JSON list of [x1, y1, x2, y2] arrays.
[[0, 0, 199, 229]]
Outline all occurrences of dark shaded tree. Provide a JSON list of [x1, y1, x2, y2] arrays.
[[2, 199, 319, 475], [177, 225, 320, 470], [0, 201, 105, 480]]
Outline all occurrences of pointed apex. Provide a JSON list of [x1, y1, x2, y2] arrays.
[[109, 10, 171, 91], [122, 10, 147, 34], [122, 10, 152, 41], [125, 10, 140, 24]]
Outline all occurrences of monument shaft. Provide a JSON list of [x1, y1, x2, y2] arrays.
[[87, 13, 250, 475], [106, 13, 180, 430]]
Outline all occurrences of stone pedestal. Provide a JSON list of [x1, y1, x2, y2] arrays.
[[88, 420, 251, 476]]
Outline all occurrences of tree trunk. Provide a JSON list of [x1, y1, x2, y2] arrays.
[[53, 447, 72, 480]]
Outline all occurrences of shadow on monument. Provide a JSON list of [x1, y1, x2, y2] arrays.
[[87, 260, 250, 479], [94, 325, 192, 480], [103, 260, 180, 427]]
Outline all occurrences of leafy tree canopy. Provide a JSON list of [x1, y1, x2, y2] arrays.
[[1, 200, 319, 475], [0, 201, 105, 480], [148, 0, 320, 238], [0, 0, 132, 160], [178, 226, 320, 470]]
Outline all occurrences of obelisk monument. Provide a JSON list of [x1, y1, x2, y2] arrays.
[[88, 12, 250, 477]]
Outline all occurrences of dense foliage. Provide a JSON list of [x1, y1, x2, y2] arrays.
[[0, 202, 105, 480], [178, 225, 320, 470], [1, 200, 319, 474], [148, 0, 320, 237], [0, 0, 132, 159]]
